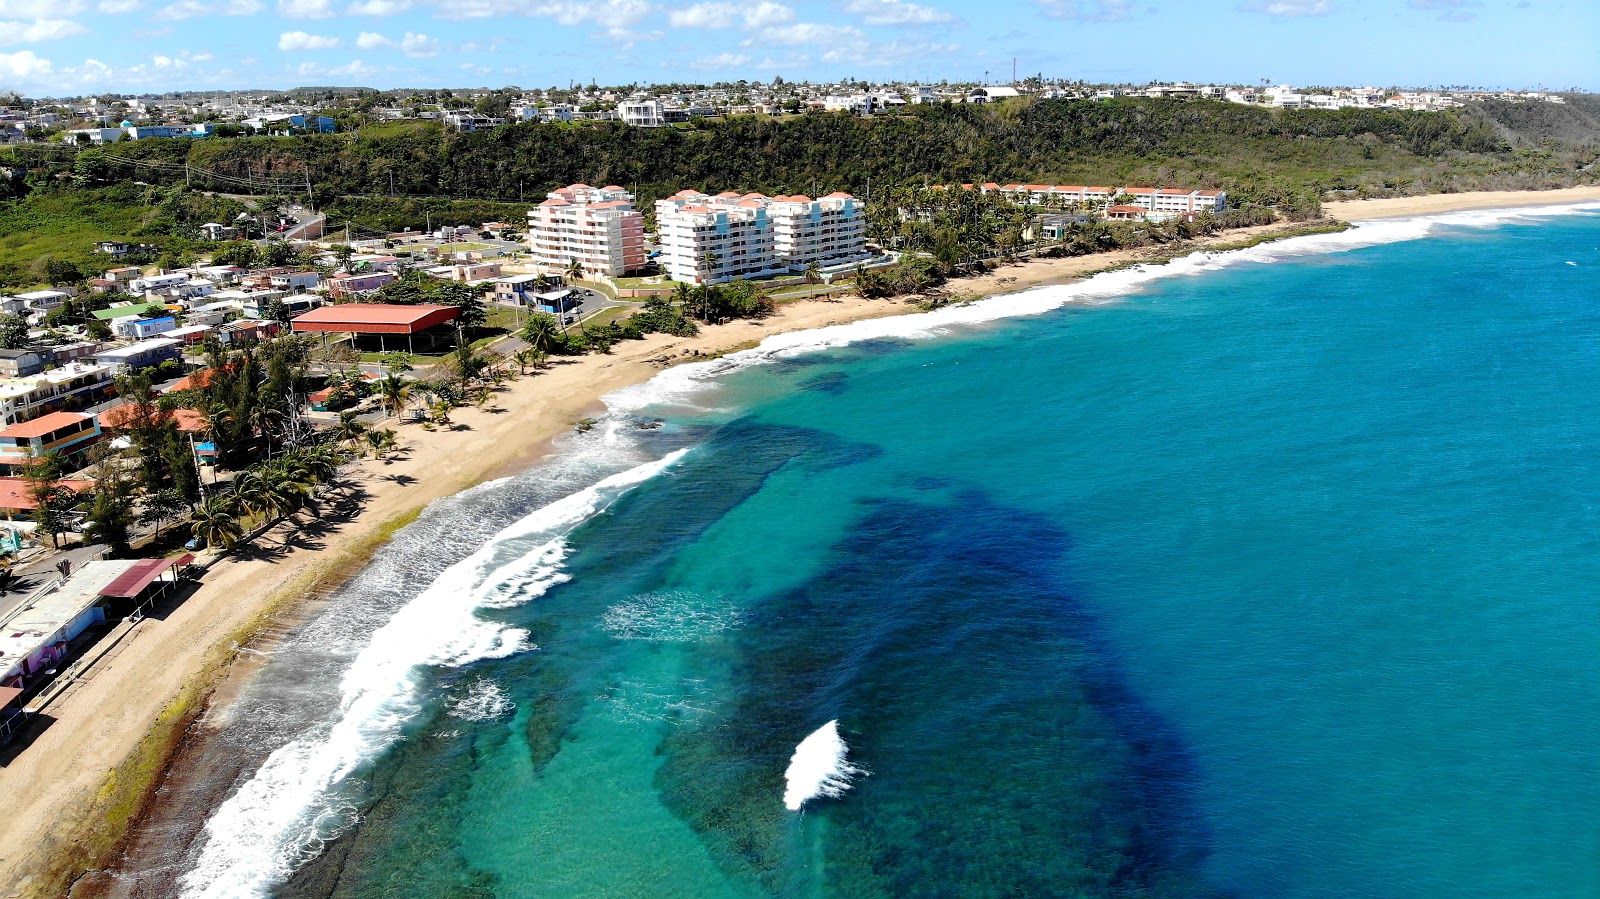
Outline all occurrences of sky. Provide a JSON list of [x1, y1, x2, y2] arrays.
[[0, 0, 1595, 97]]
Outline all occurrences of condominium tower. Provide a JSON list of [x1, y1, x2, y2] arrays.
[[526, 184, 647, 278], [655, 190, 868, 285]]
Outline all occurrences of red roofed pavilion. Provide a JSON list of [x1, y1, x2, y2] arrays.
[[291, 303, 462, 353]]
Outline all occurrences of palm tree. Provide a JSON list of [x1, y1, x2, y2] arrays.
[[512, 348, 536, 375], [522, 313, 562, 354], [376, 373, 411, 419], [192, 496, 244, 550], [333, 409, 368, 448], [230, 471, 272, 522], [566, 258, 584, 284], [365, 428, 398, 462], [428, 398, 453, 426], [803, 260, 822, 285], [263, 461, 315, 520]]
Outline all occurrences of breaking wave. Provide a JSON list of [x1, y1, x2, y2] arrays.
[[604, 200, 1600, 418], [783, 720, 865, 811], [180, 449, 689, 899]]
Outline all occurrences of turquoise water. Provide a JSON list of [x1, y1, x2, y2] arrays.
[[222, 212, 1600, 898]]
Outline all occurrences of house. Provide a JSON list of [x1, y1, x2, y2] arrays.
[[198, 222, 237, 241], [326, 272, 398, 298], [491, 274, 547, 306], [0, 411, 103, 471], [448, 262, 502, 283], [91, 302, 170, 325], [92, 338, 182, 374], [617, 99, 665, 128], [243, 293, 320, 320], [968, 86, 1022, 103], [113, 316, 177, 341], [1105, 204, 1147, 220], [0, 348, 49, 379], [269, 270, 322, 293], [15, 290, 67, 312]]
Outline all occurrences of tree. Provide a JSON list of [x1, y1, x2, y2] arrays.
[[376, 373, 412, 418], [435, 281, 487, 331], [211, 241, 259, 268], [82, 478, 135, 556], [364, 428, 398, 461], [44, 259, 85, 286], [521, 313, 563, 354], [262, 239, 301, 268], [191, 496, 243, 550], [0, 314, 29, 350], [803, 260, 822, 285], [139, 487, 190, 539], [333, 409, 368, 448], [566, 258, 584, 283]]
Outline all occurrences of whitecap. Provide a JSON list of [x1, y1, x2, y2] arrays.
[[181, 449, 690, 899], [783, 720, 865, 811]]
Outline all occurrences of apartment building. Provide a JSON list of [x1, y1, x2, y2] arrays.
[[617, 99, 666, 128], [655, 190, 869, 285], [526, 185, 647, 278], [655, 192, 785, 285], [769, 193, 869, 269], [0, 363, 117, 428], [983, 183, 1226, 219]]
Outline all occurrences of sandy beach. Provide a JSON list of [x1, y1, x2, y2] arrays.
[[0, 203, 1560, 895], [1326, 186, 1600, 221]]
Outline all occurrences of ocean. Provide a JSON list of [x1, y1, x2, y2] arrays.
[[161, 205, 1600, 898]]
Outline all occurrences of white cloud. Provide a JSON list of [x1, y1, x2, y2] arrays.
[[189, 49, 214, 60], [0, 49, 51, 81], [842, 0, 951, 25], [591, 25, 661, 46], [296, 57, 381, 77], [760, 21, 864, 45], [431, 0, 649, 23], [98, 0, 142, 11], [277, 29, 341, 48], [1242, 0, 1328, 14], [346, 0, 408, 11], [0, 18, 87, 43], [356, 29, 438, 54], [691, 51, 748, 69], [154, 0, 260, 19], [669, 1, 734, 27], [740, 1, 789, 26], [1037, 0, 1130, 20], [278, 0, 333, 16], [0, 0, 84, 15], [1408, 0, 1476, 20]]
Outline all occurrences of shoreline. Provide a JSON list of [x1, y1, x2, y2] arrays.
[[0, 189, 1585, 895], [1325, 186, 1600, 221]]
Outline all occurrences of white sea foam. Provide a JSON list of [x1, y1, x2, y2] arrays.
[[600, 590, 744, 642], [603, 201, 1600, 419], [180, 449, 689, 899], [783, 720, 864, 811], [449, 679, 516, 722]]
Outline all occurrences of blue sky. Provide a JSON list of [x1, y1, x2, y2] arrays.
[[0, 0, 1595, 96]]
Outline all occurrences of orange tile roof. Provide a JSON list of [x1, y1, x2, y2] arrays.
[[1123, 186, 1158, 194], [98, 404, 208, 432], [0, 477, 94, 510], [0, 411, 93, 440]]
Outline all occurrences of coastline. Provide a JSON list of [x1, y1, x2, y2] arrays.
[[0, 194, 1575, 895], [1325, 186, 1600, 220]]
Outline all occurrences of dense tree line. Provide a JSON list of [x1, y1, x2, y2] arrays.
[[48, 98, 1600, 221]]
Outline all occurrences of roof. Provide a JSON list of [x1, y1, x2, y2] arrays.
[[98, 404, 207, 432], [91, 303, 166, 321], [0, 685, 20, 710], [0, 477, 94, 510], [0, 411, 93, 440], [99, 558, 176, 599], [95, 338, 180, 359], [1107, 204, 1147, 213], [290, 303, 460, 335]]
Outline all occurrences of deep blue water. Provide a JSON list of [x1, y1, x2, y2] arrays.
[[193, 210, 1600, 898]]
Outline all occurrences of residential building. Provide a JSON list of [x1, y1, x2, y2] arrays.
[[114, 316, 177, 341], [655, 191, 785, 285], [0, 349, 48, 379], [769, 192, 869, 269], [326, 272, 398, 298], [0, 362, 116, 427], [0, 411, 103, 470], [526, 184, 647, 278], [93, 338, 182, 374], [269, 270, 322, 293], [656, 189, 869, 284], [617, 99, 665, 127]]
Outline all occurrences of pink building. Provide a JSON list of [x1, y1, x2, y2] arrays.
[[526, 184, 647, 278]]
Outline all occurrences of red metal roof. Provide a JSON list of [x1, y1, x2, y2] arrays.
[[0, 411, 93, 440], [0, 685, 21, 709], [99, 558, 173, 599], [291, 304, 460, 335]]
